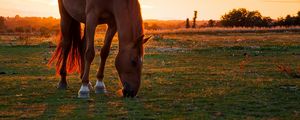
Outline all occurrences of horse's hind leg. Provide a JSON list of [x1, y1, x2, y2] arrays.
[[95, 24, 117, 94], [58, 14, 73, 90], [80, 30, 86, 80]]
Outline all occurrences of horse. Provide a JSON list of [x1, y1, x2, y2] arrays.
[[48, 0, 151, 98]]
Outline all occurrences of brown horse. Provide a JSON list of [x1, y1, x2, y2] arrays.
[[48, 0, 150, 98]]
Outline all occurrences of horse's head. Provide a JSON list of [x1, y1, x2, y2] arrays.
[[115, 35, 151, 97]]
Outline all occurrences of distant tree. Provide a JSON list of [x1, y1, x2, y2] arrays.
[[192, 11, 197, 28], [269, 11, 300, 26], [297, 11, 300, 25], [220, 8, 272, 27], [186, 18, 190, 28], [274, 17, 285, 26], [221, 8, 247, 27], [273, 12, 300, 26], [262, 17, 273, 27], [285, 15, 293, 26], [207, 19, 215, 27], [15, 15, 20, 19], [245, 11, 263, 26], [0, 16, 6, 32]]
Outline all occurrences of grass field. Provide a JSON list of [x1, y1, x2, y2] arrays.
[[0, 32, 300, 119]]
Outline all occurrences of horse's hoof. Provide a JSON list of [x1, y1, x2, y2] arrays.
[[95, 87, 107, 94], [78, 91, 90, 99], [94, 81, 107, 94], [78, 84, 90, 99], [57, 82, 68, 90]]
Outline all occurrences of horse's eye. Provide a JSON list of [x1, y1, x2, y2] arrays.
[[131, 60, 137, 67]]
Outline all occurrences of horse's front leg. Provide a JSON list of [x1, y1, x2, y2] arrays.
[[95, 24, 117, 94], [78, 16, 97, 98]]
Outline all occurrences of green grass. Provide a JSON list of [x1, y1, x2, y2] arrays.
[[0, 32, 300, 119]]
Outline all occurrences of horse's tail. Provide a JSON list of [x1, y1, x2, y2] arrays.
[[48, 22, 82, 75], [48, 1, 83, 75]]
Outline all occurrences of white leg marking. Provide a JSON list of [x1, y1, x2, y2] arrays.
[[95, 81, 107, 94], [96, 81, 105, 87], [78, 84, 90, 98], [80, 84, 90, 92]]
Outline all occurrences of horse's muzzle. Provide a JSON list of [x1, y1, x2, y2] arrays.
[[122, 82, 136, 98]]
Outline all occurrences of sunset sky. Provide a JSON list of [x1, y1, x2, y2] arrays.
[[0, 0, 299, 20]]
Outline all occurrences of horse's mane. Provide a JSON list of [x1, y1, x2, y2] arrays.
[[127, 0, 144, 42]]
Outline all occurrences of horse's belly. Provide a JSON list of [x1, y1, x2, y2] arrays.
[[62, 0, 86, 23]]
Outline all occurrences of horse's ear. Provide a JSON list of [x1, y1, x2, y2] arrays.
[[133, 35, 145, 48], [143, 36, 152, 44], [133, 35, 151, 48]]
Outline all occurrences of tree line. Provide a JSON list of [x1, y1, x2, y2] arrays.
[[1, 9, 299, 34], [0, 15, 60, 36], [0, 15, 107, 36], [215, 8, 300, 27]]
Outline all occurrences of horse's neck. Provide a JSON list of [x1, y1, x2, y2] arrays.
[[114, 0, 144, 49], [117, 21, 143, 50]]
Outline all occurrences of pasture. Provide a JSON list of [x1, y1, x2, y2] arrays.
[[0, 32, 300, 119]]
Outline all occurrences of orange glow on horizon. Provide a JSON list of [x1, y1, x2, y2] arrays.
[[0, 0, 299, 20]]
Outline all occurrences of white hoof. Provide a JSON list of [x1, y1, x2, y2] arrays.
[[95, 81, 107, 94], [78, 84, 91, 99]]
